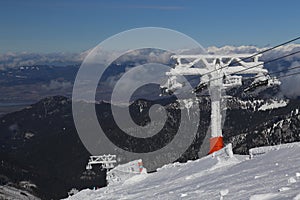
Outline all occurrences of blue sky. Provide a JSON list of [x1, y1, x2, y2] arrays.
[[1, 0, 300, 53]]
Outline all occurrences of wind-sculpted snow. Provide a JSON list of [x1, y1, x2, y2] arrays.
[[66, 142, 300, 200], [258, 99, 288, 111], [0, 185, 40, 200]]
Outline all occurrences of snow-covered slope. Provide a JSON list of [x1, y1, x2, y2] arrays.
[[66, 142, 300, 200], [0, 185, 40, 200]]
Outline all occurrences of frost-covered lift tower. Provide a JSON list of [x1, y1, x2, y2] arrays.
[[86, 155, 146, 185], [86, 154, 117, 170], [161, 54, 278, 154]]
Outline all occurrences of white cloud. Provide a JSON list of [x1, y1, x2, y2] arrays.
[[1, 44, 300, 97], [279, 61, 300, 98], [0, 52, 83, 70], [101, 49, 172, 88], [42, 80, 73, 91]]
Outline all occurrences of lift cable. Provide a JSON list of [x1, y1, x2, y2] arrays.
[[275, 70, 300, 80], [207, 49, 300, 84], [199, 36, 300, 77], [244, 65, 300, 81]]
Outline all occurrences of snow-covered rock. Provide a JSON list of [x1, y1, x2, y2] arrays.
[[258, 99, 288, 111]]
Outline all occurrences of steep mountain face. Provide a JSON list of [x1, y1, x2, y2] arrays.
[[0, 96, 106, 200], [0, 95, 300, 199], [228, 99, 300, 154]]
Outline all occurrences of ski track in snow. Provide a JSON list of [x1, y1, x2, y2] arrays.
[[65, 142, 300, 200]]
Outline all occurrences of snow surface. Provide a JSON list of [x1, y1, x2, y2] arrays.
[[249, 142, 300, 158], [65, 142, 300, 200], [0, 185, 40, 200], [226, 98, 288, 112], [258, 100, 288, 111]]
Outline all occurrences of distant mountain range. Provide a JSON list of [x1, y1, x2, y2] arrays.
[[1, 44, 300, 108], [0, 65, 78, 105], [1, 44, 300, 70]]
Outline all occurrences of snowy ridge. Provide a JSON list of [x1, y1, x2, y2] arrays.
[[226, 97, 289, 111], [258, 99, 288, 111], [66, 142, 300, 200], [249, 142, 300, 158], [263, 108, 300, 136], [236, 99, 264, 111], [0, 185, 40, 200]]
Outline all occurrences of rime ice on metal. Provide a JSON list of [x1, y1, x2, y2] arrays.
[[161, 54, 280, 153]]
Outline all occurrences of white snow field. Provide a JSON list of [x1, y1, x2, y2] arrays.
[[66, 142, 300, 200], [0, 185, 40, 200]]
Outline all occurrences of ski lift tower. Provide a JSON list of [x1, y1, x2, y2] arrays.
[[161, 54, 278, 154], [86, 154, 117, 170]]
